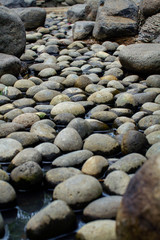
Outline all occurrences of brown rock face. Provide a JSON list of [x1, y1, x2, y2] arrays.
[[116, 155, 160, 240]]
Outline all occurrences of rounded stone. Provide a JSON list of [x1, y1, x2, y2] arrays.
[[0, 169, 9, 182], [83, 133, 119, 156], [45, 167, 82, 188], [146, 130, 160, 145], [7, 131, 39, 147], [13, 113, 40, 128], [50, 94, 71, 105], [67, 118, 92, 139], [138, 115, 160, 130], [82, 155, 109, 177], [54, 127, 83, 152], [10, 161, 43, 190], [146, 75, 160, 88], [26, 200, 76, 240], [116, 155, 160, 240], [83, 196, 122, 221], [54, 112, 75, 125], [52, 150, 93, 168], [104, 170, 130, 195], [53, 174, 102, 208], [14, 79, 35, 92], [76, 220, 116, 240], [35, 142, 60, 161], [4, 109, 23, 121], [9, 148, 42, 171], [115, 93, 137, 108], [0, 74, 17, 86], [0, 180, 16, 208], [91, 111, 117, 123], [0, 138, 23, 162], [88, 89, 113, 104], [108, 153, 147, 173], [34, 89, 60, 102], [13, 98, 35, 108], [51, 102, 85, 117], [121, 130, 149, 154], [0, 122, 25, 138], [146, 142, 160, 159]]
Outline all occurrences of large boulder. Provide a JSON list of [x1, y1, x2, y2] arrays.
[[140, 0, 160, 17], [85, 0, 101, 21], [13, 7, 46, 30], [93, 0, 138, 40], [119, 43, 160, 74], [0, 0, 36, 7], [73, 21, 95, 40], [67, 4, 87, 23], [0, 6, 26, 57], [138, 13, 160, 43], [0, 53, 21, 77], [116, 155, 160, 240]]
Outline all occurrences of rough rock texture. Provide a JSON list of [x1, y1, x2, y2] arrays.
[[119, 44, 160, 74], [0, 6, 26, 57], [67, 4, 87, 23], [0, 54, 21, 77], [138, 13, 160, 43], [140, 0, 160, 17], [0, 180, 16, 208], [85, 0, 100, 21], [0, 0, 36, 8], [73, 21, 95, 40], [13, 7, 46, 30], [116, 155, 160, 240], [26, 200, 76, 240]]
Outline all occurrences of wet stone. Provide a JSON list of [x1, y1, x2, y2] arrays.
[[83, 196, 122, 221], [52, 149, 93, 168], [53, 174, 102, 208], [45, 167, 82, 188], [0, 180, 16, 209], [10, 161, 43, 190]]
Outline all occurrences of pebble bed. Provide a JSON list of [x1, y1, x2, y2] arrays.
[[0, 10, 160, 240]]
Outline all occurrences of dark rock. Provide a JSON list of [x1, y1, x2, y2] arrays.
[[0, 6, 26, 57], [67, 4, 87, 23], [140, 0, 160, 17], [73, 21, 95, 40], [0, 54, 21, 77]]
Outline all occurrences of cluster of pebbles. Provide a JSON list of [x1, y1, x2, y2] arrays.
[[0, 11, 160, 240]]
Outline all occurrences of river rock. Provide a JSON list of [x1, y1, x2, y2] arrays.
[[67, 118, 92, 138], [0, 122, 24, 138], [73, 21, 95, 40], [0, 6, 26, 57], [146, 142, 160, 158], [146, 75, 160, 87], [10, 161, 43, 190], [108, 153, 147, 173], [138, 114, 160, 130], [51, 102, 85, 117], [146, 130, 160, 145], [0, 74, 17, 86], [0, 180, 16, 208], [13, 113, 40, 128], [140, 0, 160, 17], [76, 220, 116, 240], [88, 89, 114, 104], [82, 155, 109, 177], [119, 44, 160, 74], [121, 130, 149, 154], [116, 155, 160, 240], [45, 167, 82, 188], [0, 169, 9, 182], [7, 131, 39, 147], [9, 148, 42, 171], [53, 174, 102, 208], [54, 127, 83, 152], [52, 150, 93, 167], [14, 7, 46, 30], [35, 142, 60, 161], [0, 54, 21, 77], [83, 133, 119, 156], [83, 196, 122, 221], [104, 170, 130, 195], [26, 200, 76, 240], [0, 138, 23, 162]]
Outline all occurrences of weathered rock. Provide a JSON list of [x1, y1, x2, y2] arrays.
[[26, 200, 76, 240], [121, 130, 149, 154], [119, 44, 160, 74], [138, 13, 160, 43], [10, 161, 43, 190], [83, 196, 122, 221], [13, 113, 40, 128], [146, 75, 160, 87], [138, 114, 160, 130], [0, 54, 21, 77], [73, 21, 95, 40], [35, 142, 60, 161], [45, 167, 82, 188], [14, 7, 46, 30], [53, 174, 102, 208], [108, 153, 147, 173], [140, 0, 160, 17], [0, 122, 24, 138], [104, 170, 130, 195], [0, 0, 36, 8], [51, 102, 85, 117], [146, 142, 160, 158], [67, 4, 87, 23], [116, 155, 160, 240], [54, 127, 83, 152], [76, 220, 117, 240], [83, 133, 120, 156], [0, 180, 16, 208], [0, 169, 9, 182], [67, 118, 92, 138], [0, 138, 23, 162], [52, 150, 93, 167], [7, 131, 39, 147], [0, 74, 17, 86], [0, 6, 26, 57]]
